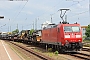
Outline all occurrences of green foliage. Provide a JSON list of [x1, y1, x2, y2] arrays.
[[83, 36, 87, 38], [84, 44, 90, 47], [83, 40, 90, 43], [85, 24, 90, 37], [12, 29, 19, 34], [48, 53, 53, 57], [30, 29, 34, 35], [54, 51, 59, 55], [48, 48, 52, 52], [83, 36, 87, 40]]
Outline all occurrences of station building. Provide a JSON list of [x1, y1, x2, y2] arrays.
[[81, 26, 88, 36]]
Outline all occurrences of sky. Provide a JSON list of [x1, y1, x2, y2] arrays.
[[0, 0, 89, 32]]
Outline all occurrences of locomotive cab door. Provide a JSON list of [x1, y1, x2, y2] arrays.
[[57, 25, 65, 46], [57, 27, 61, 45]]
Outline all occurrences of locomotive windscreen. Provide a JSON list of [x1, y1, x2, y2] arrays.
[[64, 26, 80, 32]]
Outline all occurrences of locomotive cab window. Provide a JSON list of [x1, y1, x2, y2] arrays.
[[64, 26, 80, 32]]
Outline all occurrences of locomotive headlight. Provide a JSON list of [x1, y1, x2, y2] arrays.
[[65, 35, 70, 38], [66, 40, 69, 43], [65, 40, 69, 45], [78, 40, 81, 42], [76, 35, 81, 38]]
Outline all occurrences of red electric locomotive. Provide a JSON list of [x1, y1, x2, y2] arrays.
[[41, 9, 83, 52], [41, 22, 82, 52]]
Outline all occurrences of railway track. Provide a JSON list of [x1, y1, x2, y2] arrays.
[[65, 51, 90, 60], [82, 48, 90, 52], [6, 41, 54, 60], [5, 40, 90, 60]]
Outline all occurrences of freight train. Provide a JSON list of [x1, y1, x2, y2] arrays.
[[0, 9, 83, 52], [0, 22, 82, 52]]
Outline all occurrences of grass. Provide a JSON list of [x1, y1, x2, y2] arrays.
[[44, 52, 67, 60], [32, 47, 67, 60], [83, 40, 90, 47], [84, 44, 90, 47], [83, 40, 90, 43], [54, 51, 59, 56]]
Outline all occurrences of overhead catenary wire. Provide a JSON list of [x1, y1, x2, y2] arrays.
[[11, 0, 88, 31], [27, 0, 86, 30], [8, 1, 28, 27], [14, 1, 28, 21], [67, 0, 85, 7], [1, 0, 87, 31], [17, 0, 86, 29], [0, 1, 22, 29], [69, 10, 89, 18], [36, 0, 86, 22], [22, 1, 62, 30], [33, 1, 63, 22], [62, 1, 86, 20], [0, 1, 28, 32], [10, 1, 28, 31], [12, 2, 22, 20], [67, 0, 89, 19], [58, 0, 87, 20]]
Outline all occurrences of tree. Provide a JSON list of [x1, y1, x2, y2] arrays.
[[12, 29, 19, 34], [85, 24, 90, 37], [30, 29, 34, 35]]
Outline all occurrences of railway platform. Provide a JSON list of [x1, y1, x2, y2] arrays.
[[0, 40, 22, 60]]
